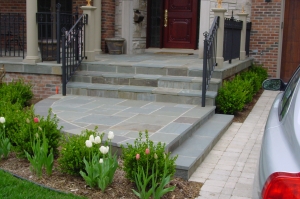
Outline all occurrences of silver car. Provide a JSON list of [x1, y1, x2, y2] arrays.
[[253, 66, 300, 199]]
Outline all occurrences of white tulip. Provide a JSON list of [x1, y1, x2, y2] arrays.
[[89, 135, 95, 143], [99, 146, 106, 154], [106, 146, 109, 154], [94, 136, 101, 144], [85, 140, 93, 148], [0, 117, 5, 124], [108, 131, 114, 140], [99, 158, 103, 164]]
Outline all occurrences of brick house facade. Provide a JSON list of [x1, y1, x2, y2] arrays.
[[1, 0, 299, 98]]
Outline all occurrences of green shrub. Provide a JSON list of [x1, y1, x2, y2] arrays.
[[0, 79, 33, 107], [216, 64, 268, 115], [58, 128, 104, 176], [121, 131, 177, 183], [5, 107, 62, 157], [216, 76, 249, 114]]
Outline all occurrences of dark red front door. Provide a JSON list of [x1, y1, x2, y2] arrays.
[[163, 0, 198, 49]]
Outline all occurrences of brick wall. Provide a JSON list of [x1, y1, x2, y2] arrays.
[[4, 73, 61, 99], [0, 0, 26, 13], [250, 0, 282, 78], [101, 0, 116, 53]]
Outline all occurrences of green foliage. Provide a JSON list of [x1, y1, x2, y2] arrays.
[[24, 130, 54, 178], [121, 131, 177, 183], [58, 128, 104, 176], [80, 144, 118, 191], [216, 64, 268, 115], [7, 108, 62, 157], [0, 118, 11, 160], [0, 79, 33, 107]]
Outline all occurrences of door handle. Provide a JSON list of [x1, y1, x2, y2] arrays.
[[164, 9, 168, 27]]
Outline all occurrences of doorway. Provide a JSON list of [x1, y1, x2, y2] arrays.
[[146, 0, 199, 49]]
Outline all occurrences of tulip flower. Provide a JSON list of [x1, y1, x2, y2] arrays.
[[99, 158, 103, 164], [94, 136, 101, 144], [89, 135, 95, 143], [145, 148, 150, 155], [108, 131, 114, 140], [0, 117, 5, 124], [85, 140, 93, 148], [33, 117, 39, 123], [136, 153, 140, 160]]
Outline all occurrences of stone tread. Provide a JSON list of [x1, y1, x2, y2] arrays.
[[67, 82, 217, 98], [72, 71, 221, 84], [171, 114, 234, 179]]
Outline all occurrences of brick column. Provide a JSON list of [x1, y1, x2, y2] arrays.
[[23, 0, 40, 64], [212, 8, 226, 68], [237, 12, 248, 60]]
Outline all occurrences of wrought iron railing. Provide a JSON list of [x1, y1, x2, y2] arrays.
[[61, 14, 87, 96], [246, 22, 252, 56], [36, 4, 78, 62], [223, 15, 243, 63], [0, 13, 26, 58], [202, 16, 219, 107]]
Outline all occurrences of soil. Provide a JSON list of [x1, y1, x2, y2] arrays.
[[0, 90, 263, 198]]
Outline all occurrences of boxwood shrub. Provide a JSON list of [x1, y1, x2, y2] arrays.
[[216, 64, 268, 115]]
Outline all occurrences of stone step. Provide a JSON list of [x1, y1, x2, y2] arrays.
[[171, 114, 234, 180], [66, 82, 218, 106], [70, 71, 222, 92]]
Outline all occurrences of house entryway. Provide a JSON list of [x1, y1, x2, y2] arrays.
[[147, 0, 200, 49]]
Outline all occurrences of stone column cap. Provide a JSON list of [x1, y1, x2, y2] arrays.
[[237, 13, 249, 17], [211, 8, 227, 13], [81, 6, 97, 10]]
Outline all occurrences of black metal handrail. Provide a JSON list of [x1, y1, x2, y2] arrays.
[[36, 4, 78, 63], [223, 15, 243, 63], [202, 16, 219, 107], [62, 14, 87, 96], [0, 13, 26, 58]]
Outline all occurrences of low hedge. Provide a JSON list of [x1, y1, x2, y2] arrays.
[[216, 64, 268, 115]]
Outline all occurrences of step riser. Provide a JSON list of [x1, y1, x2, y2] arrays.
[[67, 87, 215, 106], [70, 75, 221, 92], [165, 110, 215, 153], [81, 63, 192, 77]]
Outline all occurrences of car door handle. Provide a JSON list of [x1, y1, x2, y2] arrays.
[[164, 9, 168, 27]]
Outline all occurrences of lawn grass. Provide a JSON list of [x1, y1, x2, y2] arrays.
[[0, 170, 86, 199]]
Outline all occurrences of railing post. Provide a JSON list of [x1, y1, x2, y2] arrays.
[[211, 7, 226, 68], [237, 12, 249, 60], [56, 3, 61, 64], [202, 32, 209, 107], [62, 33, 66, 96]]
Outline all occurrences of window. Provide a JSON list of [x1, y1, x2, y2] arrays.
[[279, 66, 300, 120]]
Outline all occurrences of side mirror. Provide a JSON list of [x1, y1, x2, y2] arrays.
[[262, 79, 286, 91]]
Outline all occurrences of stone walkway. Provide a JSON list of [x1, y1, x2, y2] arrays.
[[189, 90, 280, 199]]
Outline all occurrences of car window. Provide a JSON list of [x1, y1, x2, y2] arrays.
[[280, 67, 300, 120]]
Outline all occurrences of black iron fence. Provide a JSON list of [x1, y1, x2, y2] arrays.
[[246, 22, 252, 56], [36, 4, 78, 62], [202, 16, 219, 107], [223, 16, 243, 63], [62, 14, 87, 96], [0, 13, 26, 58]]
